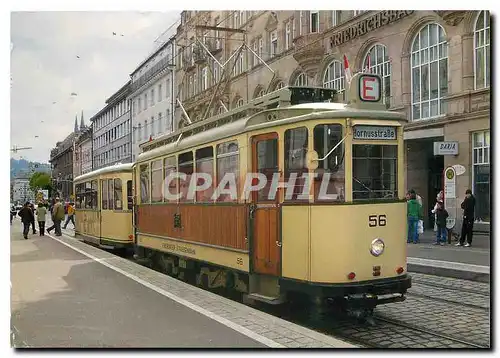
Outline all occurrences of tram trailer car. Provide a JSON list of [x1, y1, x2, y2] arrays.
[[73, 163, 135, 251], [131, 73, 411, 316]]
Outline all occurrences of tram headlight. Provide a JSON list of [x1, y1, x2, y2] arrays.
[[370, 238, 385, 257]]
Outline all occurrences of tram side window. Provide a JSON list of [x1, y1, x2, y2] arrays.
[[164, 156, 177, 202], [151, 159, 163, 203], [216, 141, 239, 202], [84, 181, 93, 209], [91, 180, 98, 209], [256, 136, 279, 202], [352, 145, 398, 200], [284, 127, 308, 201], [313, 124, 345, 202], [140, 164, 150, 204], [75, 184, 84, 208], [114, 179, 123, 210], [127, 180, 133, 210], [195, 146, 214, 202], [108, 179, 115, 210], [178, 152, 193, 202], [102, 180, 108, 210]]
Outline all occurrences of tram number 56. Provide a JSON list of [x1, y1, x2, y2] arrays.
[[369, 215, 387, 227]]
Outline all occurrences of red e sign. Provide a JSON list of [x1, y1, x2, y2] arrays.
[[359, 75, 381, 102]]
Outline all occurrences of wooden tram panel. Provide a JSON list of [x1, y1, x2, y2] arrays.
[[252, 205, 280, 276], [136, 204, 248, 251]]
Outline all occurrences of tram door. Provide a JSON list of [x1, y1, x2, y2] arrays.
[[251, 133, 281, 276]]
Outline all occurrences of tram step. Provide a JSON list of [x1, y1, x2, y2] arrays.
[[244, 293, 286, 305]]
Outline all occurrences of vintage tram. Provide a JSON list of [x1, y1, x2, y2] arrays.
[[128, 72, 411, 316], [73, 163, 134, 250]]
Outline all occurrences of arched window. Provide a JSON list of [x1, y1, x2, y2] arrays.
[[218, 106, 225, 114], [323, 60, 345, 97], [363, 44, 391, 107], [275, 81, 285, 90], [294, 73, 308, 86], [233, 97, 244, 108], [474, 11, 490, 89], [411, 23, 448, 121]]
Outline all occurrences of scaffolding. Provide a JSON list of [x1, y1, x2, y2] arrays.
[[174, 12, 277, 131]]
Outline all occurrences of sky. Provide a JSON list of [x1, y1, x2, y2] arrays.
[[10, 11, 179, 164]]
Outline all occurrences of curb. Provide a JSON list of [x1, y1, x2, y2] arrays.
[[408, 257, 490, 283]]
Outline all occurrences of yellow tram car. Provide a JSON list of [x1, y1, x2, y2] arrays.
[[131, 73, 411, 316], [74, 163, 134, 251]]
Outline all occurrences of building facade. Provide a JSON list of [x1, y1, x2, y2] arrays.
[[91, 81, 132, 170], [174, 10, 490, 228], [50, 113, 89, 200], [130, 36, 176, 161], [74, 125, 93, 178], [12, 177, 33, 203]]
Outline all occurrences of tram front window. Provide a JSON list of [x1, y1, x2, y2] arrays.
[[352, 144, 398, 200], [313, 124, 345, 201]]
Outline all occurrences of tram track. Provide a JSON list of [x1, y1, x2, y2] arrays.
[[406, 291, 489, 311], [372, 316, 489, 348], [410, 279, 490, 296], [78, 237, 490, 349]]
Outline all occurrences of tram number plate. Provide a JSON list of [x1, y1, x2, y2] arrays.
[[369, 215, 387, 227]]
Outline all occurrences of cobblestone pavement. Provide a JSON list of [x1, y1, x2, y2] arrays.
[[41, 231, 355, 348], [409, 272, 490, 294]]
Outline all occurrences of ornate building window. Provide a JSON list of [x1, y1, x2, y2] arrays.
[[363, 44, 391, 107], [472, 130, 490, 223], [310, 11, 319, 33], [410, 23, 448, 120], [323, 60, 345, 97], [294, 72, 308, 86], [474, 11, 490, 89]]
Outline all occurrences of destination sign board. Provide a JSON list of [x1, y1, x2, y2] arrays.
[[353, 125, 397, 140]]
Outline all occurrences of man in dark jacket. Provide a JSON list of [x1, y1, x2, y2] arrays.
[[456, 189, 476, 247], [18, 202, 34, 239], [29, 203, 37, 234], [434, 200, 449, 246]]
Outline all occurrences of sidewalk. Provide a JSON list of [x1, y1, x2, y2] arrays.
[[10, 219, 356, 348], [407, 230, 490, 282]]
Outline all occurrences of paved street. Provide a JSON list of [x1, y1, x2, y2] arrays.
[[9, 219, 355, 348], [10, 227, 267, 348]]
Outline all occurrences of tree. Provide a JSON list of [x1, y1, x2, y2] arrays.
[[29, 172, 53, 197]]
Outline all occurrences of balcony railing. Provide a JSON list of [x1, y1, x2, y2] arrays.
[[131, 56, 174, 93]]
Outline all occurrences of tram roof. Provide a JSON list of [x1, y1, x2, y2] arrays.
[[136, 104, 406, 164], [74, 163, 134, 183], [137, 75, 406, 164]]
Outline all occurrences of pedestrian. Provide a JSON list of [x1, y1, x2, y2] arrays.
[[63, 202, 76, 229], [409, 189, 424, 239], [431, 190, 444, 231], [433, 200, 448, 245], [407, 192, 422, 244], [29, 203, 37, 234], [456, 189, 476, 247], [36, 202, 47, 236], [10, 205, 17, 225], [47, 197, 65, 236], [17, 202, 34, 240]]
